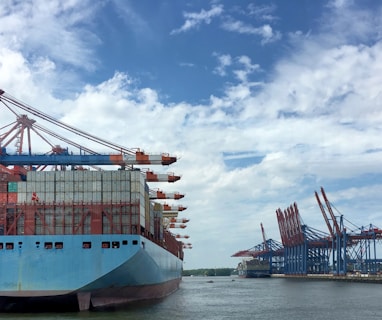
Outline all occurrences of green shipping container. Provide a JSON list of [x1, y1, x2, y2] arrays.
[[8, 182, 18, 192]]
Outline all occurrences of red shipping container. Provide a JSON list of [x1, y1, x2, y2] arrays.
[[0, 183, 7, 193], [0, 193, 8, 203], [7, 192, 18, 203]]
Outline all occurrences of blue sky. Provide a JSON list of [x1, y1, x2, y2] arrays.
[[1, 0, 382, 269]]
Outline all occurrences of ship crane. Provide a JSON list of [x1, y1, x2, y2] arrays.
[[163, 204, 187, 211], [149, 188, 185, 200], [174, 234, 190, 239], [0, 89, 178, 169], [168, 218, 189, 223]]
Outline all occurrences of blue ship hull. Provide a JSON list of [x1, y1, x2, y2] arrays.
[[0, 234, 183, 311]]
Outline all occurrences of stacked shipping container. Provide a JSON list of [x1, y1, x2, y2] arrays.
[[0, 170, 164, 243]]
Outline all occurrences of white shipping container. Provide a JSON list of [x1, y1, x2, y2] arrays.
[[131, 181, 140, 193], [81, 170, 91, 180], [140, 213, 145, 227], [83, 192, 93, 202], [17, 182, 27, 193], [64, 181, 74, 192], [26, 170, 35, 181], [130, 170, 141, 182], [45, 192, 55, 203], [121, 170, 131, 181], [91, 171, 102, 181], [26, 181, 36, 193], [111, 180, 119, 192], [45, 171, 55, 182], [140, 173, 146, 185], [85, 181, 93, 192], [73, 181, 84, 192], [140, 194, 145, 206], [45, 181, 55, 193], [35, 172, 45, 183], [103, 191, 112, 202], [17, 192, 27, 203], [93, 192, 102, 202], [35, 182, 45, 193], [73, 170, 84, 181], [94, 181, 102, 192], [55, 192, 65, 203], [55, 171, 65, 182], [56, 182, 65, 192], [140, 183, 145, 196], [130, 192, 140, 202], [64, 171, 74, 181], [123, 180, 130, 192], [103, 181, 112, 192], [73, 191, 84, 202], [111, 170, 120, 181], [103, 171, 113, 181], [120, 180, 130, 192], [110, 191, 120, 202], [122, 191, 131, 202], [63, 191, 74, 202]]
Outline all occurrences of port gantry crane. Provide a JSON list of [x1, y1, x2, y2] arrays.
[[0, 89, 189, 240], [315, 187, 382, 275], [276, 202, 331, 275], [231, 223, 284, 274]]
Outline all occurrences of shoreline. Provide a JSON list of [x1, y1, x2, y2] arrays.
[[271, 273, 382, 283]]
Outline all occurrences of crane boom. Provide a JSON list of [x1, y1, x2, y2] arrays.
[[0, 150, 176, 166], [315, 190, 334, 237], [0, 90, 177, 166], [260, 223, 269, 251], [321, 187, 341, 235]]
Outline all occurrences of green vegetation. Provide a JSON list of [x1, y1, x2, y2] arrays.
[[182, 268, 235, 277]]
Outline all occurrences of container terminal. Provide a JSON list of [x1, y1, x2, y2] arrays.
[[232, 187, 382, 282]]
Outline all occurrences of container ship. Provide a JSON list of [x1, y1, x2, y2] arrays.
[[0, 90, 189, 312], [236, 259, 270, 278]]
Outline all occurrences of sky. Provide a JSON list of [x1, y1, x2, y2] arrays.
[[1, 0, 382, 269]]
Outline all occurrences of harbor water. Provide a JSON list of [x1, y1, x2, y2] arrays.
[[1, 276, 382, 319]]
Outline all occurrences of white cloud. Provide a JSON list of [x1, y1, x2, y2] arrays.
[[213, 54, 260, 83], [170, 4, 224, 35], [213, 53, 232, 76], [221, 19, 281, 44], [0, 0, 100, 71], [247, 3, 278, 21]]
